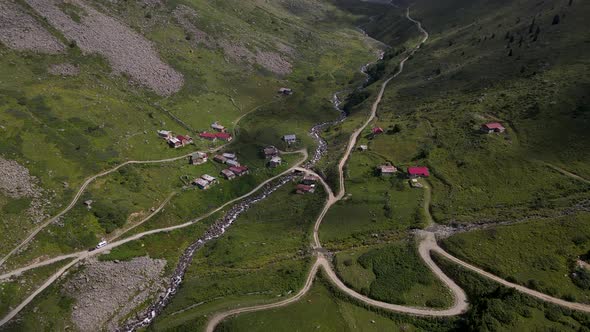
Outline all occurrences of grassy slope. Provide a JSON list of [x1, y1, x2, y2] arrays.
[[434, 253, 590, 331], [217, 277, 420, 332], [373, 0, 590, 224], [442, 212, 590, 303], [0, 0, 379, 328], [0, 0, 376, 258], [334, 240, 453, 308], [150, 184, 326, 331]]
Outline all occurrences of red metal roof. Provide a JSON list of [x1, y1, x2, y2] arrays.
[[229, 166, 248, 173], [199, 132, 217, 139], [296, 184, 313, 191], [482, 122, 505, 130], [408, 166, 430, 177], [215, 132, 232, 139], [372, 127, 384, 134]]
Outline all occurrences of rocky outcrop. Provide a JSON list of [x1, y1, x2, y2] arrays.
[[0, 1, 65, 53], [26, 0, 184, 96], [64, 256, 167, 332]]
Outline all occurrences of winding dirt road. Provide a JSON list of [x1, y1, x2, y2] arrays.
[[0, 150, 310, 326], [3, 5, 590, 331], [205, 7, 590, 331], [0, 100, 278, 269]]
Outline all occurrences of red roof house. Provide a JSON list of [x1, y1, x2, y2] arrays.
[[199, 132, 217, 141], [408, 166, 430, 178], [481, 122, 506, 133], [215, 132, 233, 142], [372, 127, 384, 135], [177, 135, 193, 145], [296, 184, 315, 194], [229, 166, 249, 176]]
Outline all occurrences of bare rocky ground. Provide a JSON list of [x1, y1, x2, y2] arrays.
[[219, 40, 293, 76], [25, 0, 183, 96], [172, 5, 213, 48], [48, 63, 80, 76], [63, 256, 167, 332], [0, 1, 65, 53], [0, 157, 50, 223]]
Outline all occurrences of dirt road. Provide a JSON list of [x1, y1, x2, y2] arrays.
[[0, 100, 278, 269], [0, 150, 310, 327]]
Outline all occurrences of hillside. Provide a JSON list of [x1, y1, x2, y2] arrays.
[[0, 0, 378, 330], [1, 0, 590, 331]]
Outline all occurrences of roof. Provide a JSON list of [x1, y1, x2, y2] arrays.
[[284, 134, 297, 140], [229, 166, 248, 173], [194, 178, 209, 187], [168, 137, 180, 144], [201, 174, 216, 182], [158, 130, 171, 135], [408, 166, 430, 176], [222, 153, 236, 159], [372, 127, 384, 134], [199, 132, 217, 139], [215, 132, 232, 139], [177, 135, 190, 141], [296, 184, 314, 191], [482, 122, 505, 130], [380, 165, 397, 173], [270, 156, 282, 162], [211, 122, 225, 128], [221, 169, 235, 176]]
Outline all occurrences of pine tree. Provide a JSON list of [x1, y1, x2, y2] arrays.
[[552, 15, 560, 25], [508, 49, 513, 56], [569, 0, 573, 6]]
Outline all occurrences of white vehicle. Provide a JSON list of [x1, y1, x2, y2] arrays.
[[95, 240, 108, 250]]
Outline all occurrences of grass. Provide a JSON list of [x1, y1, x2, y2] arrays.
[[323, 0, 590, 226], [334, 240, 453, 308], [442, 211, 590, 303], [0, 0, 377, 261], [319, 150, 425, 249], [434, 252, 590, 331], [0, 259, 73, 318], [150, 182, 326, 330], [216, 276, 419, 332]]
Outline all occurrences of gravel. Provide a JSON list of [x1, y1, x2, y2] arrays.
[[48, 63, 80, 76], [0, 1, 65, 53], [0, 156, 51, 223], [64, 257, 166, 332], [26, 0, 184, 96], [172, 5, 213, 48], [118, 42, 375, 332]]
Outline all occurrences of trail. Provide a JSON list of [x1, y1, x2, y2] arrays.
[[0, 101, 276, 269], [206, 5, 590, 328], [0, 150, 309, 326], [4, 4, 590, 331], [204, 8, 465, 331], [540, 162, 590, 185]]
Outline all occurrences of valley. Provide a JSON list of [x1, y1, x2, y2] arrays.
[[1, 0, 589, 331]]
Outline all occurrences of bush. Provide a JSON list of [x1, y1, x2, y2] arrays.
[[571, 268, 590, 290]]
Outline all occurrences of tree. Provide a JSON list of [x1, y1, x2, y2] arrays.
[[552, 15, 560, 25], [569, 0, 573, 6], [508, 49, 513, 57]]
